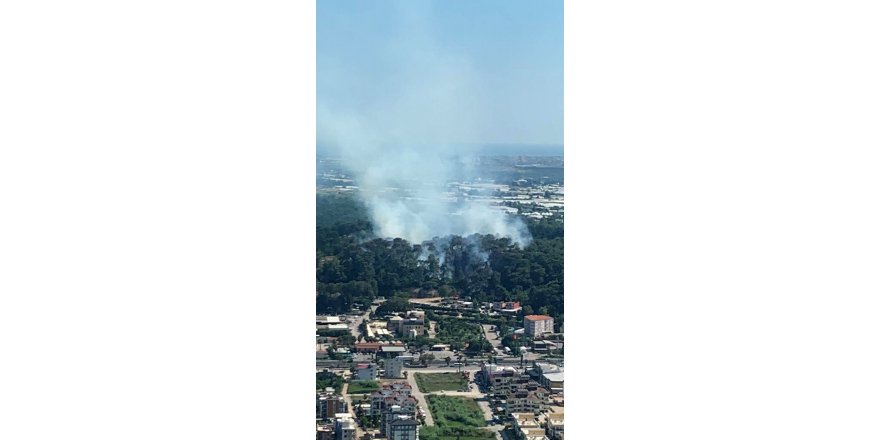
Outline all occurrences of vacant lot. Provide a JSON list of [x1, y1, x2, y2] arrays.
[[415, 372, 469, 393], [419, 426, 494, 440], [347, 380, 378, 394], [422, 395, 492, 440]]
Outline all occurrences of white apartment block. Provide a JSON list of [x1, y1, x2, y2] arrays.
[[523, 315, 554, 337]]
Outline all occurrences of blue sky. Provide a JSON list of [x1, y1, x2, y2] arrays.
[[317, 0, 563, 150]]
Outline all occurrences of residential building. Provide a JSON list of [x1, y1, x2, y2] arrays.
[[530, 363, 564, 394], [381, 404, 417, 436], [388, 415, 419, 440], [545, 412, 564, 440], [385, 355, 413, 379], [316, 423, 333, 440], [356, 363, 378, 380], [512, 413, 545, 440], [523, 315, 554, 337], [506, 387, 549, 415], [369, 386, 418, 436], [316, 390, 348, 420], [492, 301, 522, 315], [333, 414, 356, 440], [369, 382, 415, 417]]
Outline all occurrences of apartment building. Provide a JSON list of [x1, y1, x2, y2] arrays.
[[316, 390, 348, 420], [333, 414, 356, 440], [388, 416, 419, 440], [545, 412, 564, 440], [385, 355, 413, 379], [356, 363, 378, 381], [523, 315, 555, 337]]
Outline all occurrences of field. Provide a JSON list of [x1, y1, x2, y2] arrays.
[[419, 426, 494, 440], [346, 380, 379, 394], [415, 372, 470, 393], [422, 395, 492, 440]]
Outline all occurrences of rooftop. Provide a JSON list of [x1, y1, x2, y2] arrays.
[[524, 315, 553, 321]]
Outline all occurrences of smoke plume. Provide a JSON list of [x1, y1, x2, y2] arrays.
[[318, 0, 532, 247]]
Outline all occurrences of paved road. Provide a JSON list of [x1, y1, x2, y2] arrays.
[[481, 324, 503, 353], [340, 382, 366, 439], [404, 371, 435, 426]]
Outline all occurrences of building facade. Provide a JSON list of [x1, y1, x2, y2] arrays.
[[356, 363, 378, 380], [385, 355, 413, 379], [388, 416, 419, 440], [523, 315, 555, 337]]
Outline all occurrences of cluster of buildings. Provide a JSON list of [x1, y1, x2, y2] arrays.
[[316, 388, 356, 440], [317, 315, 349, 332], [386, 310, 425, 338], [366, 382, 420, 439], [478, 360, 564, 417], [511, 411, 564, 440]]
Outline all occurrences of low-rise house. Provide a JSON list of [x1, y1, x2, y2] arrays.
[[492, 301, 522, 315]]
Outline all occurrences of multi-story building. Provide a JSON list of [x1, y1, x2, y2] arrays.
[[316, 423, 333, 440], [316, 390, 348, 420], [382, 404, 417, 436], [506, 387, 549, 415], [529, 363, 564, 394], [385, 355, 413, 379], [512, 413, 547, 440], [369, 383, 418, 436], [545, 412, 564, 440], [388, 415, 419, 440], [369, 382, 415, 417], [333, 414, 356, 440], [356, 363, 378, 380], [523, 315, 554, 337]]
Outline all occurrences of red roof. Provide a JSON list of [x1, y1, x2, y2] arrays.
[[524, 315, 553, 321]]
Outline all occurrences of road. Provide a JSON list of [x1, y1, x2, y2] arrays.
[[339, 382, 366, 440], [481, 324, 503, 353], [403, 366, 483, 427]]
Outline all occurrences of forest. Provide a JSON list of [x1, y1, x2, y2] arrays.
[[316, 194, 564, 328]]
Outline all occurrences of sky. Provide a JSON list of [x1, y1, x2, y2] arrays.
[[317, 0, 563, 151]]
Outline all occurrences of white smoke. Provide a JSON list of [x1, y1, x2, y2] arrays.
[[318, 0, 532, 247]]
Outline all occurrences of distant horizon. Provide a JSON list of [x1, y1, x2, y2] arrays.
[[317, 143, 564, 158]]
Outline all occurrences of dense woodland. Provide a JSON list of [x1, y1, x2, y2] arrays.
[[316, 194, 564, 329]]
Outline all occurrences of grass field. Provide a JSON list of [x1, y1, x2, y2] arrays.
[[422, 395, 492, 440], [419, 426, 494, 440], [347, 380, 379, 394], [415, 372, 469, 393]]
